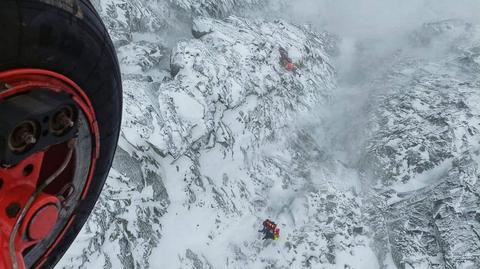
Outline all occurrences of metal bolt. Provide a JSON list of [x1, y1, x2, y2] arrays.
[[21, 132, 36, 145], [51, 107, 75, 136], [57, 112, 74, 128], [8, 121, 38, 153]]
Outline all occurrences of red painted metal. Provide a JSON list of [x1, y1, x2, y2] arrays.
[[33, 216, 76, 269], [0, 152, 46, 269], [0, 69, 100, 269], [26, 203, 60, 241]]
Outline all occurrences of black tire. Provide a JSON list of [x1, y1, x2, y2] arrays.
[[0, 1, 122, 268]]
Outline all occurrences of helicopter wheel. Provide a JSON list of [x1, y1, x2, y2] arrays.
[[0, 1, 121, 268]]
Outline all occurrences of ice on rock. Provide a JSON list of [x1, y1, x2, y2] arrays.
[[170, 0, 262, 18], [364, 20, 480, 269], [157, 15, 335, 159], [58, 4, 352, 268], [58, 2, 480, 269]]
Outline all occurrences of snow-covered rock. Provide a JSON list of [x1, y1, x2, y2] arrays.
[[364, 20, 480, 269], [157, 16, 335, 158], [170, 0, 261, 18], [58, 2, 480, 269], [59, 8, 353, 269]]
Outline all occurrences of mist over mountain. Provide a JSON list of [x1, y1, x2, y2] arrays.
[[58, 1, 480, 268]]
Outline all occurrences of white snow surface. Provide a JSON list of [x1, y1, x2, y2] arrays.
[[57, 1, 480, 269]]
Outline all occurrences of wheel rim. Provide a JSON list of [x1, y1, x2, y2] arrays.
[[0, 69, 100, 269]]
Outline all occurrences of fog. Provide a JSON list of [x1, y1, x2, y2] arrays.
[[266, 0, 480, 169], [277, 0, 479, 79], [283, 0, 479, 38]]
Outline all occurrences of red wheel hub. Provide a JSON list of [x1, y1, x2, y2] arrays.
[[0, 152, 55, 269], [26, 202, 60, 241], [0, 69, 100, 269]]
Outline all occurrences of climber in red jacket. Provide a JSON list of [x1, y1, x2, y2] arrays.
[[259, 219, 279, 240], [279, 47, 296, 72]]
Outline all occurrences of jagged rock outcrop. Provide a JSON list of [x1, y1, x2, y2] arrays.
[[58, 1, 480, 268], [364, 20, 480, 269], [59, 5, 352, 268], [170, 0, 261, 18], [157, 16, 335, 158]]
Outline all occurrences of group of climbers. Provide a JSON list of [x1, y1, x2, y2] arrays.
[[256, 48, 298, 241], [255, 48, 296, 241], [259, 219, 280, 240]]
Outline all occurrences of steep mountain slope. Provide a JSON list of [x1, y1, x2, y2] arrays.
[[59, 3, 378, 267], [171, 0, 261, 17], [57, 1, 480, 269], [364, 20, 480, 269]]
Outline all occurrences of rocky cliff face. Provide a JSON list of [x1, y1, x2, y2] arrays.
[[171, 0, 261, 17], [364, 20, 480, 269], [58, 1, 480, 269]]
